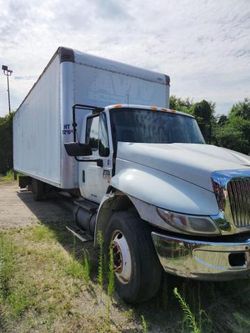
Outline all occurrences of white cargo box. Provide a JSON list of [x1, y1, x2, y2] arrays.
[[14, 47, 170, 189]]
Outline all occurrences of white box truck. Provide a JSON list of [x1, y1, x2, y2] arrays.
[[14, 47, 250, 303]]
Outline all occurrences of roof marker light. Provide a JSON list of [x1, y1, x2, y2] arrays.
[[151, 106, 157, 111], [161, 108, 176, 113], [113, 104, 123, 108]]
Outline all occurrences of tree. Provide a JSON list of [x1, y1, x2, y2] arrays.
[[170, 96, 218, 143], [217, 115, 228, 126], [169, 96, 193, 114], [216, 99, 250, 155], [0, 113, 14, 174], [192, 100, 215, 143], [230, 98, 250, 120]]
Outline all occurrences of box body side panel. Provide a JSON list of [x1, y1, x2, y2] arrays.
[[13, 56, 61, 187]]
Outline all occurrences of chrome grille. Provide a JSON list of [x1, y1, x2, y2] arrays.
[[227, 178, 250, 228]]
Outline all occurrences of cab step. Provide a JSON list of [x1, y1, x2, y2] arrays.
[[66, 225, 93, 243]]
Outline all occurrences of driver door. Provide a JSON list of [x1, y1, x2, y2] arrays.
[[79, 113, 112, 203]]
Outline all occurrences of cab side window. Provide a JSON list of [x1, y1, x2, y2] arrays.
[[86, 116, 99, 150], [99, 113, 110, 157]]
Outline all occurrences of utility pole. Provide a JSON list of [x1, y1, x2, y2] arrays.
[[2, 65, 13, 114]]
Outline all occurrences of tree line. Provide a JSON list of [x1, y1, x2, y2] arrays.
[[170, 96, 250, 155], [0, 97, 249, 174], [0, 112, 14, 174]]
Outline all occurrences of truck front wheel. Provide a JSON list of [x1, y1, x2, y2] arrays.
[[104, 211, 162, 303]]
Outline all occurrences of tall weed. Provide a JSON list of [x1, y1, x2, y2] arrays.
[[107, 245, 115, 298], [97, 232, 104, 289], [173, 287, 201, 333], [141, 315, 148, 333], [82, 249, 90, 284]]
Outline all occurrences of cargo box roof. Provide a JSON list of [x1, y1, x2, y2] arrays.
[[71, 48, 170, 86]]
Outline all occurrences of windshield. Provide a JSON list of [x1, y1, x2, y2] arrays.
[[110, 108, 205, 147]]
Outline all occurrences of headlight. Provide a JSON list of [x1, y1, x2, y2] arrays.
[[156, 208, 220, 235]]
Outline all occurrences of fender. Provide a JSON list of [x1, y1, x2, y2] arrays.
[[94, 161, 219, 245]]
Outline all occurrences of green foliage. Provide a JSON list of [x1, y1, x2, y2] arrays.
[[230, 98, 250, 120], [0, 234, 14, 300], [107, 245, 115, 298], [170, 95, 249, 152], [3, 170, 14, 181], [216, 98, 250, 154], [65, 247, 90, 283], [7, 287, 31, 317], [170, 95, 193, 114], [82, 250, 91, 284], [97, 231, 104, 289], [192, 100, 214, 122], [192, 100, 215, 143], [217, 114, 228, 126], [232, 312, 250, 333], [65, 259, 86, 279], [173, 287, 201, 333], [170, 96, 216, 143], [0, 170, 15, 183], [0, 113, 14, 174], [31, 225, 56, 242], [141, 315, 148, 333]]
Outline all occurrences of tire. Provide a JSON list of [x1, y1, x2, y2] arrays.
[[104, 211, 162, 303], [31, 178, 45, 201]]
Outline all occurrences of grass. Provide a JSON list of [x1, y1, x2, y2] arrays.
[[0, 225, 147, 332], [1, 215, 250, 332], [0, 234, 14, 300], [0, 170, 15, 183], [65, 249, 91, 283], [82, 250, 91, 284]]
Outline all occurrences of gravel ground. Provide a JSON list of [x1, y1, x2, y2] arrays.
[[0, 182, 72, 229]]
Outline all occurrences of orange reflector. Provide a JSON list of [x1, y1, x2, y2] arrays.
[[113, 104, 123, 108], [161, 108, 176, 113]]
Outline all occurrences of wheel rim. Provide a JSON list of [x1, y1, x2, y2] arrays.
[[111, 230, 132, 284]]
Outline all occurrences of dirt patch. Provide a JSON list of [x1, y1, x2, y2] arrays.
[[0, 182, 72, 229]]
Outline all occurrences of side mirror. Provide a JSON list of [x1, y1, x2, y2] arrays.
[[64, 143, 92, 156], [99, 145, 110, 157]]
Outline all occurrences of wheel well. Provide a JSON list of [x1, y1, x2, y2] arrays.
[[94, 190, 139, 246]]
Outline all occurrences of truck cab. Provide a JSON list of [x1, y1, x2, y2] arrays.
[[77, 104, 203, 203]]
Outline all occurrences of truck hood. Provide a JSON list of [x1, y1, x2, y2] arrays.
[[117, 142, 250, 191]]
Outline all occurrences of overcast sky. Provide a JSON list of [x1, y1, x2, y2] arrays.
[[0, 0, 249, 117]]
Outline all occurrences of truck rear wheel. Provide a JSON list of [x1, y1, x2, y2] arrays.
[[31, 178, 45, 201], [104, 211, 162, 303]]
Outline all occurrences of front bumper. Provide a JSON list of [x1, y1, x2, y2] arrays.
[[152, 232, 250, 281]]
